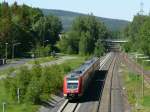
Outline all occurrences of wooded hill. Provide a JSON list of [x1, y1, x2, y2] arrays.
[[42, 9, 129, 31]]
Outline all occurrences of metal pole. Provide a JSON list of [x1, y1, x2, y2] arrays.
[[2, 102, 6, 112], [12, 44, 14, 60], [5, 43, 8, 59], [99, 57, 101, 70], [17, 88, 20, 103], [142, 61, 144, 98]]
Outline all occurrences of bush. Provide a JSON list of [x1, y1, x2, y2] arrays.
[[25, 77, 42, 104], [32, 44, 51, 58], [4, 57, 85, 104]]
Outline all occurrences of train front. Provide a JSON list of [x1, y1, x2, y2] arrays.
[[63, 74, 82, 99]]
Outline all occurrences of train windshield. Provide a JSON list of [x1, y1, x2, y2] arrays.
[[67, 82, 78, 89]]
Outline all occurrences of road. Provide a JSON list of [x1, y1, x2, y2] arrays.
[[0, 59, 32, 71], [0, 59, 32, 80], [24, 56, 77, 69]]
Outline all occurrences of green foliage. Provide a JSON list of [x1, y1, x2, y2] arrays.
[[25, 76, 42, 104], [139, 20, 150, 56], [3, 56, 85, 105], [33, 15, 62, 46], [79, 32, 92, 55], [122, 68, 150, 111], [57, 31, 79, 54], [32, 44, 51, 58], [58, 15, 109, 55], [122, 15, 150, 56], [0, 2, 62, 58], [94, 39, 105, 57], [27, 56, 55, 64]]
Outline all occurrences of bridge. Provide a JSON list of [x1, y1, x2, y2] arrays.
[[101, 39, 128, 43]]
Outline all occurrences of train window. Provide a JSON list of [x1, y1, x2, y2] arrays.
[[75, 70, 82, 74], [67, 78, 78, 80], [67, 83, 78, 89]]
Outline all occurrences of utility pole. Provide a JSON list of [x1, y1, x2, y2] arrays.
[[5, 43, 8, 59], [2, 102, 6, 112], [17, 88, 20, 104]]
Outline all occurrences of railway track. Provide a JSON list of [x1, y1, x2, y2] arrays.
[[57, 100, 80, 112], [57, 52, 114, 112], [98, 53, 117, 112]]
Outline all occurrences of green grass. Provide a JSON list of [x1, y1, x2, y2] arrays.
[[61, 56, 86, 70], [0, 56, 86, 112], [27, 56, 56, 64], [143, 65, 150, 71], [122, 67, 150, 112], [137, 59, 150, 71], [0, 67, 15, 76], [0, 80, 39, 112]]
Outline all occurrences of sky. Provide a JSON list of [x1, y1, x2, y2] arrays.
[[1, 0, 150, 21]]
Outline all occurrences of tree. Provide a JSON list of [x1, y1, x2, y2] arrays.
[[57, 31, 79, 54], [32, 43, 51, 57], [58, 15, 109, 55], [25, 76, 42, 104], [94, 39, 104, 57], [122, 15, 150, 55], [79, 32, 92, 55], [33, 15, 62, 46], [139, 20, 150, 56]]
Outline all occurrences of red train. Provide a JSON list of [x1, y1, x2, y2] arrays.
[[63, 57, 100, 99]]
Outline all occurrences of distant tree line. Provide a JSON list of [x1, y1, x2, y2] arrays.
[[0, 2, 62, 58], [122, 15, 150, 56], [57, 15, 110, 56]]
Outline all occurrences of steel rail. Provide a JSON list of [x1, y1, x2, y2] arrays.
[[57, 100, 79, 112], [96, 54, 115, 112], [98, 53, 117, 112]]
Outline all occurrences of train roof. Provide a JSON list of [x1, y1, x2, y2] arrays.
[[66, 57, 99, 79]]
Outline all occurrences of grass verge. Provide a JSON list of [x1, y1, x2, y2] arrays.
[[0, 67, 15, 76], [27, 56, 56, 64], [122, 66, 150, 112]]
